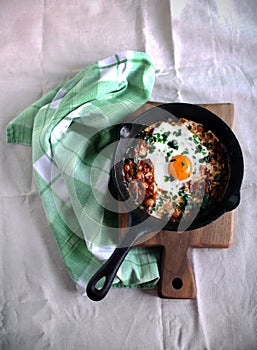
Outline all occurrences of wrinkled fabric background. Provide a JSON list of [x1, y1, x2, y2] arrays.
[[1, 1, 256, 349]]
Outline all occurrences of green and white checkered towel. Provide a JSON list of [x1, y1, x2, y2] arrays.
[[6, 50, 161, 293]]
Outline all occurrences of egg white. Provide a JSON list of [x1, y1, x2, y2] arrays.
[[146, 121, 208, 195]]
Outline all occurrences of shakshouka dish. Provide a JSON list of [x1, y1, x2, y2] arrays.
[[123, 117, 230, 222]]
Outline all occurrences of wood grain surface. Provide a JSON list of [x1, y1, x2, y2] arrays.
[[119, 103, 234, 299]]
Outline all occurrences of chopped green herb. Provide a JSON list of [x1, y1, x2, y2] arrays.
[[164, 175, 175, 182], [173, 129, 182, 137], [192, 134, 200, 144], [204, 155, 212, 162], [163, 192, 170, 199], [149, 145, 155, 153], [150, 131, 172, 144], [181, 161, 185, 167], [183, 192, 190, 200], [188, 125, 192, 130], [203, 142, 212, 148], [165, 150, 174, 162], [146, 135, 156, 144], [163, 131, 171, 137], [199, 155, 212, 163], [195, 144, 202, 153], [172, 195, 178, 200], [168, 140, 179, 150], [162, 131, 171, 142], [214, 173, 222, 182]]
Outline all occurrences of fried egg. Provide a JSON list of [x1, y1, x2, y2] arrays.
[[146, 121, 208, 196]]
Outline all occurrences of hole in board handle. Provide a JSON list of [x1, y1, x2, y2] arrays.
[[171, 277, 183, 290], [95, 276, 107, 290]]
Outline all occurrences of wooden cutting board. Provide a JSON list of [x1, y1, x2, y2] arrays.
[[119, 102, 235, 299]]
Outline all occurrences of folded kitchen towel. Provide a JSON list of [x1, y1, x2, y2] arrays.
[[6, 50, 161, 293]]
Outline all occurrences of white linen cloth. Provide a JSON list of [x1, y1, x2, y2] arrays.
[[1, 1, 256, 349]]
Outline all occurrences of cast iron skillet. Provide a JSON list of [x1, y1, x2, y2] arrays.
[[86, 103, 244, 301]]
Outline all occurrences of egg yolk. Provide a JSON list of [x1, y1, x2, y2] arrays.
[[168, 154, 193, 181]]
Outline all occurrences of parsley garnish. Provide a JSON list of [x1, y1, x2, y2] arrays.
[[173, 129, 182, 137], [164, 175, 175, 182], [162, 131, 171, 142], [149, 144, 155, 153], [165, 150, 174, 161], [199, 155, 212, 163], [192, 134, 199, 144], [214, 173, 222, 182], [149, 131, 171, 144], [167, 140, 179, 150], [203, 142, 212, 148], [195, 145, 202, 153]]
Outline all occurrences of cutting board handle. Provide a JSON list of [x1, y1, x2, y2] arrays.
[[158, 232, 197, 299]]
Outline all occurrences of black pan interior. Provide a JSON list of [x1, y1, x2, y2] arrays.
[[113, 103, 244, 231]]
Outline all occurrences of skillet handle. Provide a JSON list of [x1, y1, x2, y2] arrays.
[[86, 213, 160, 301], [86, 246, 130, 301]]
